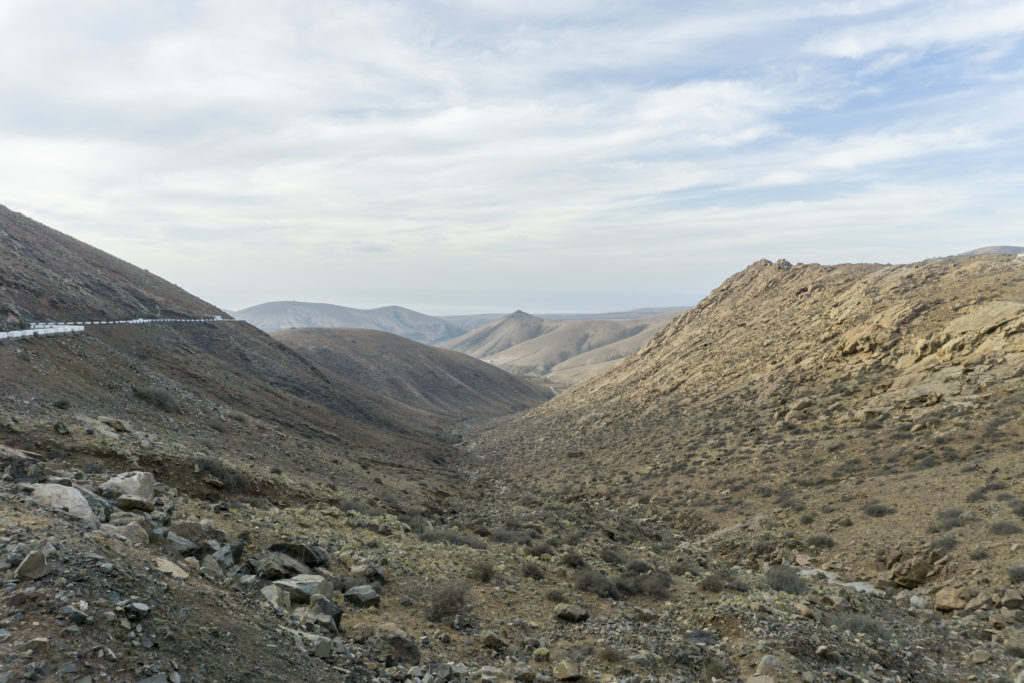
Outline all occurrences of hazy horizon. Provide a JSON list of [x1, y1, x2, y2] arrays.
[[2, 1, 1022, 313]]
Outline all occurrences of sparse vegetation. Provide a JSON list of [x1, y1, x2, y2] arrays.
[[989, 521, 1022, 536], [826, 612, 891, 640], [191, 456, 252, 494], [521, 562, 545, 580], [763, 565, 807, 595], [936, 508, 963, 530], [468, 561, 495, 583], [807, 534, 836, 549], [863, 502, 895, 517], [426, 581, 470, 622], [132, 385, 182, 413], [1007, 566, 1024, 583]]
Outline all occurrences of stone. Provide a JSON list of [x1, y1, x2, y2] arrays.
[[30, 484, 99, 528], [100, 522, 149, 546], [552, 660, 582, 681], [112, 494, 154, 513], [165, 531, 199, 555], [154, 558, 189, 579], [97, 416, 130, 432], [268, 542, 330, 568], [261, 584, 291, 609], [481, 631, 507, 651], [211, 544, 234, 570], [200, 554, 224, 579], [254, 551, 310, 580], [344, 584, 380, 607], [1002, 589, 1023, 609], [273, 574, 332, 603], [383, 628, 420, 665], [747, 677, 776, 683], [755, 654, 783, 677], [15, 550, 53, 580], [554, 602, 589, 622], [309, 596, 343, 623], [935, 586, 967, 611], [533, 647, 550, 662]]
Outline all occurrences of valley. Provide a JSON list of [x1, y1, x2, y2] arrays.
[[2, 205, 1024, 682]]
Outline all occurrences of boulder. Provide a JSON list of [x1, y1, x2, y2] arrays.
[[268, 542, 330, 568], [30, 484, 98, 528], [554, 603, 590, 622], [254, 552, 310, 580], [344, 584, 380, 607], [15, 550, 54, 580], [154, 558, 189, 580], [273, 574, 332, 604], [165, 531, 199, 555], [935, 586, 967, 611], [261, 584, 291, 609], [482, 631, 507, 651], [100, 522, 149, 546], [101, 472, 155, 503], [383, 627, 420, 665], [113, 495, 154, 513], [755, 654, 783, 677]]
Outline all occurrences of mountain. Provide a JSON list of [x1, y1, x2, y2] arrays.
[[273, 328, 551, 420], [960, 245, 1024, 255], [233, 300, 463, 342], [443, 309, 681, 384], [470, 254, 1024, 590], [0, 204, 224, 327]]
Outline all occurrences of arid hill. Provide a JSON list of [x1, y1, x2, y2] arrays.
[[471, 255, 1024, 586], [0, 204, 223, 327], [961, 245, 1024, 255], [273, 327, 551, 421], [443, 309, 680, 384], [234, 300, 463, 343]]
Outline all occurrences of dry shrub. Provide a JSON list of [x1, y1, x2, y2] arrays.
[[426, 581, 470, 622]]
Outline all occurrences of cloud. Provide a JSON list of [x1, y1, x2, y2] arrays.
[[0, 1, 1022, 311]]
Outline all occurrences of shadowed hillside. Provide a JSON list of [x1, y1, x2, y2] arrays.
[[273, 327, 551, 421], [0, 204, 223, 327]]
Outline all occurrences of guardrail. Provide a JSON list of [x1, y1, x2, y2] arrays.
[[1, 316, 237, 342]]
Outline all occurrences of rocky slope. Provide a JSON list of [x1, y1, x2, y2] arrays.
[[272, 328, 551, 421], [0, 204, 224, 328], [234, 301, 464, 343]]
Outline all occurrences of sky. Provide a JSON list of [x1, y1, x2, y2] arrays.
[[1, 0, 1023, 314]]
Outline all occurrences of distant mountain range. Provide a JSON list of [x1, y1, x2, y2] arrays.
[[231, 301, 464, 343]]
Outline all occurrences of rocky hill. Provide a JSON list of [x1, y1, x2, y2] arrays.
[[272, 328, 551, 421], [0, 204, 224, 328], [234, 301, 464, 343], [443, 310, 680, 384], [961, 246, 1024, 255]]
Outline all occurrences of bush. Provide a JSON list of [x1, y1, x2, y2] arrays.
[[560, 551, 588, 569], [192, 456, 253, 494], [53, 398, 70, 410], [527, 542, 555, 557], [468, 561, 495, 583], [600, 547, 625, 566], [639, 571, 672, 598], [989, 521, 1022, 536], [132, 385, 182, 413], [421, 528, 487, 549], [807, 535, 836, 549], [930, 536, 958, 554], [863, 502, 895, 518], [1007, 566, 1024, 583], [576, 570, 620, 599], [825, 612, 891, 640], [544, 588, 566, 602], [1009, 500, 1024, 519], [969, 548, 989, 560], [625, 559, 652, 575], [936, 508, 963, 531], [763, 566, 807, 595], [521, 562, 545, 580], [426, 581, 470, 622], [491, 527, 532, 545]]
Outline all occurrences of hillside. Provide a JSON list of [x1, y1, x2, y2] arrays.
[[272, 327, 551, 421], [443, 309, 680, 384], [0, 204, 224, 326], [234, 300, 463, 342], [961, 245, 1024, 255], [471, 255, 1024, 589]]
